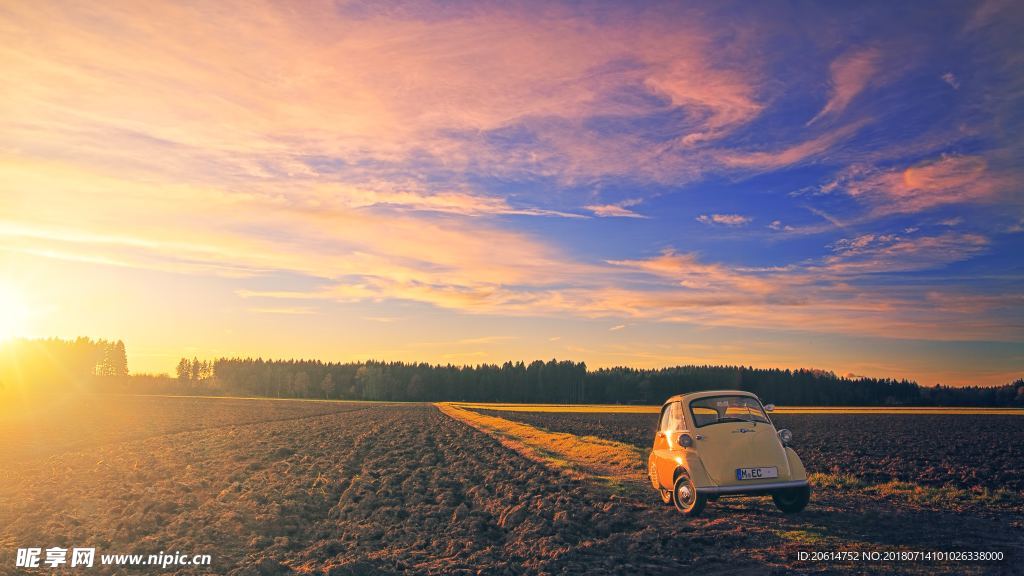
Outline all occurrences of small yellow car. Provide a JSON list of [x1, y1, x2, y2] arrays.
[[648, 390, 810, 516]]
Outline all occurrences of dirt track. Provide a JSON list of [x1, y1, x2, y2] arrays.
[[1, 397, 1021, 574]]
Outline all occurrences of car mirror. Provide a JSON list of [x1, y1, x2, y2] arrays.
[[763, 403, 775, 412]]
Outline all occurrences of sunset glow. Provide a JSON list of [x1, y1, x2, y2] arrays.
[[1, 1, 1021, 385], [0, 283, 29, 342]]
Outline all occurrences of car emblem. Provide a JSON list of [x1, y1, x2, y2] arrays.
[[732, 428, 754, 434]]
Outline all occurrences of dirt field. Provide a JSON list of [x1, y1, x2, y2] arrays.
[[0, 395, 364, 463], [473, 409, 1024, 491], [1, 396, 1021, 574]]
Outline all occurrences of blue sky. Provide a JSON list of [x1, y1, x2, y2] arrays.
[[0, 0, 1021, 385]]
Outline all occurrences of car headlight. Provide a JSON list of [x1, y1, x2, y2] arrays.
[[678, 433, 693, 447], [778, 429, 793, 446]]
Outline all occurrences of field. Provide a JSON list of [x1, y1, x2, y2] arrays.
[[1, 396, 1022, 574], [471, 408, 1024, 491]]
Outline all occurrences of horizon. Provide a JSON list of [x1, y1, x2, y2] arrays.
[[1, 1, 1022, 387], [5, 334, 1021, 389]]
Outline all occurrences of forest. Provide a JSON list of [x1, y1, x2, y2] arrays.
[[0, 337, 128, 395], [166, 357, 1023, 406], [2, 337, 1021, 406]]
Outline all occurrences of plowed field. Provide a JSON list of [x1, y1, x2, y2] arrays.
[[1, 396, 1020, 574], [473, 409, 1024, 491]]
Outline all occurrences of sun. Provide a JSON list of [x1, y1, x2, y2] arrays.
[[0, 283, 30, 342]]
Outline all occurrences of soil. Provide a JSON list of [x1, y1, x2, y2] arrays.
[[1, 397, 1021, 574], [474, 409, 1024, 491]]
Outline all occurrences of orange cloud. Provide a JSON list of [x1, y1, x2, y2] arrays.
[[609, 249, 789, 295], [807, 47, 881, 125], [585, 199, 647, 218], [645, 60, 763, 146], [0, 1, 766, 187], [823, 232, 990, 273], [842, 155, 1008, 213], [715, 121, 866, 170], [1, 1, 1019, 358]]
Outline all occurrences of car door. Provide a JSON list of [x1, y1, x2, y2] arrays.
[[652, 401, 684, 489]]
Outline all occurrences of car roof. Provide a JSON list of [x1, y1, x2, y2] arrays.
[[661, 389, 760, 406]]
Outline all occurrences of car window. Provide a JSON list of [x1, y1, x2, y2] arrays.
[[659, 402, 684, 432], [668, 402, 684, 430], [667, 401, 684, 428], [690, 405, 718, 427], [658, 404, 672, 432], [689, 395, 769, 428], [659, 401, 684, 428]]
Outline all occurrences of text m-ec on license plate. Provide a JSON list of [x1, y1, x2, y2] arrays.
[[736, 467, 779, 480]]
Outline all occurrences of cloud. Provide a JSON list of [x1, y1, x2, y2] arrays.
[[697, 214, 752, 226], [1, 0, 1020, 354], [0, 0, 770, 192], [0, 157, 604, 300], [941, 72, 961, 90], [242, 231, 995, 341], [824, 232, 990, 273], [807, 47, 881, 125], [965, 0, 1015, 32], [715, 121, 866, 170], [608, 324, 627, 331], [840, 155, 1008, 214], [608, 249, 778, 294], [586, 199, 647, 218], [248, 306, 315, 315], [363, 316, 402, 323], [311, 185, 584, 218], [457, 336, 518, 345], [644, 60, 764, 146]]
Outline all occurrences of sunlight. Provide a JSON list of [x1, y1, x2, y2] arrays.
[[0, 283, 30, 342]]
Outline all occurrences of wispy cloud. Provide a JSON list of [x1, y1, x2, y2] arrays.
[[697, 214, 752, 226], [824, 231, 990, 273], [0, 0, 772, 193], [311, 185, 584, 218], [586, 199, 647, 218], [840, 155, 1008, 214], [248, 306, 316, 315], [715, 121, 866, 170], [807, 47, 881, 125], [2, 0, 1021, 383]]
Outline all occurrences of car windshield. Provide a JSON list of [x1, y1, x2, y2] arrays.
[[689, 395, 770, 428]]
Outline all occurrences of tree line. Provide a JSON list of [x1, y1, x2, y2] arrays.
[[0, 337, 127, 394], [3, 337, 1021, 406], [162, 356, 1024, 407]]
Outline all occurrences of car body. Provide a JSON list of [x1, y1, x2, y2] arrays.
[[648, 390, 810, 516]]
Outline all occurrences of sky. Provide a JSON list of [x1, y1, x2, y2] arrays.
[[0, 0, 1022, 386]]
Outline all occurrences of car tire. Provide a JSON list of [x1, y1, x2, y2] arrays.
[[772, 486, 811, 514], [672, 471, 706, 516], [659, 488, 672, 505]]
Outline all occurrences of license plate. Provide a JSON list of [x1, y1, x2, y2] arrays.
[[736, 467, 778, 481]]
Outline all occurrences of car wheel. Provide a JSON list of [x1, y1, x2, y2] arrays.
[[772, 486, 811, 514], [659, 488, 672, 505], [672, 471, 706, 516]]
